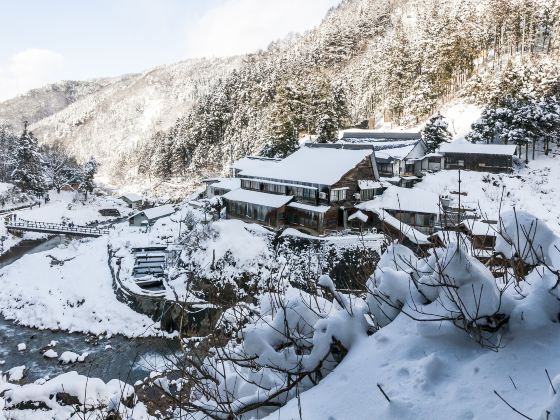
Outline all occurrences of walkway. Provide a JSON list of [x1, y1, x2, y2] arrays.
[[5, 219, 109, 237]]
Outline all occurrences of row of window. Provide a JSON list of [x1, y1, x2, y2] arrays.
[[392, 211, 434, 227], [228, 202, 270, 222], [240, 179, 379, 204]]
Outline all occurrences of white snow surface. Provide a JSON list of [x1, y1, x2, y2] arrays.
[[287, 202, 330, 213], [439, 141, 517, 155], [223, 189, 293, 208], [358, 185, 440, 214], [0, 237, 161, 336], [239, 147, 373, 186]]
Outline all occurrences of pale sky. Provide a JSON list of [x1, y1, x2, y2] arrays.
[[0, 0, 341, 101]]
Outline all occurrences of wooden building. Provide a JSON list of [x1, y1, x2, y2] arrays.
[[439, 143, 517, 173], [357, 185, 441, 235], [458, 220, 498, 251], [120, 193, 144, 209], [337, 131, 427, 182], [205, 178, 241, 198], [223, 145, 379, 235], [128, 204, 175, 227]]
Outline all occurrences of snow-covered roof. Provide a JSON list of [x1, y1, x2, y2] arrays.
[[210, 178, 241, 191], [120, 193, 143, 203], [372, 208, 430, 244], [375, 144, 416, 160], [358, 180, 384, 190], [339, 130, 421, 141], [357, 186, 440, 214], [223, 189, 293, 208], [129, 204, 175, 221], [439, 142, 517, 156], [232, 156, 281, 173], [239, 147, 374, 186], [460, 220, 498, 237], [287, 202, 331, 213], [348, 210, 368, 223]]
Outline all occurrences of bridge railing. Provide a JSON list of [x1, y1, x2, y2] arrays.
[[5, 219, 109, 236]]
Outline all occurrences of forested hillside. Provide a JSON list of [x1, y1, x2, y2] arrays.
[[0, 0, 558, 193], [0, 58, 240, 189], [126, 0, 559, 187], [0, 77, 128, 127]]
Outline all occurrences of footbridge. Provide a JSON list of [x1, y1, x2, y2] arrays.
[[5, 219, 109, 237]]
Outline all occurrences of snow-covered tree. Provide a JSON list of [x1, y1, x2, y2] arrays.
[[0, 123, 17, 182], [40, 143, 82, 193], [421, 113, 452, 153], [80, 157, 98, 198], [10, 124, 45, 193]]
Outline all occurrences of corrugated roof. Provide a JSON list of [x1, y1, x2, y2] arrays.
[[439, 142, 517, 156], [129, 204, 175, 221], [239, 147, 374, 186]]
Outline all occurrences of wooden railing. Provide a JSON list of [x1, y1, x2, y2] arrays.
[[5, 219, 109, 237]]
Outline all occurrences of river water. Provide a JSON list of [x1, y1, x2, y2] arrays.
[[0, 236, 181, 385]]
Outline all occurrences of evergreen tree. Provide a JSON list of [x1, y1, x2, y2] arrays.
[[315, 112, 338, 143], [0, 123, 17, 182], [81, 157, 98, 198], [421, 113, 452, 153], [11, 123, 45, 193]]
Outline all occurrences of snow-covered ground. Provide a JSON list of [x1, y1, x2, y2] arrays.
[[0, 236, 160, 337], [13, 190, 131, 225], [416, 154, 560, 234], [267, 312, 560, 419]]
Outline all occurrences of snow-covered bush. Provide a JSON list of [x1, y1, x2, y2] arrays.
[[367, 241, 510, 346], [183, 283, 368, 418], [496, 209, 560, 267], [0, 371, 142, 419], [366, 243, 419, 327]]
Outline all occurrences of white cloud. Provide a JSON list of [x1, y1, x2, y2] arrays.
[[0, 48, 65, 102], [184, 0, 340, 58]]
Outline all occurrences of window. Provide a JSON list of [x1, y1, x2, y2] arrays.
[[330, 188, 347, 202], [360, 189, 375, 201], [379, 163, 393, 174], [457, 160, 464, 167], [415, 213, 431, 227], [264, 183, 286, 194]]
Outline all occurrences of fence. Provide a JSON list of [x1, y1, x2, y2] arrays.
[[5, 219, 109, 237]]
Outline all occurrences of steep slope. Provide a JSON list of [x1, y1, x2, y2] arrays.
[[1, 0, 557, 194], [132, 0, 559, 187], [0, 77, 129, 127], [28, 57, 240, 181]]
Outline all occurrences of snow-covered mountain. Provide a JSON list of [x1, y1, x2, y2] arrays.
[[0, 0, 557, 194], [0, 77, 130, 127], [0, 57, 240, 185]]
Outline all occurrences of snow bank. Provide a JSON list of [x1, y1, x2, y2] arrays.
[[0, 237, 161, 337], [496, 210, 560, 267]]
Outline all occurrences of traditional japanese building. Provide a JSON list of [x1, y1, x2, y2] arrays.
[[439, 142, 518, 173], [337, 131, 427, 182], [222, 145, 382, 234]]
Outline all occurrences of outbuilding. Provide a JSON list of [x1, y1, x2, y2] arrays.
[[439, 142, 518, 173], [120, 193, 144, 209], [128, 204, 175, 227]]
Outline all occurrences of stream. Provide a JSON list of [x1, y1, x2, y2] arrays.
[[0, 236, 181, 385]]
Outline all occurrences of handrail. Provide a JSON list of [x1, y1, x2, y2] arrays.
[[5, 219, 109, 236]]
